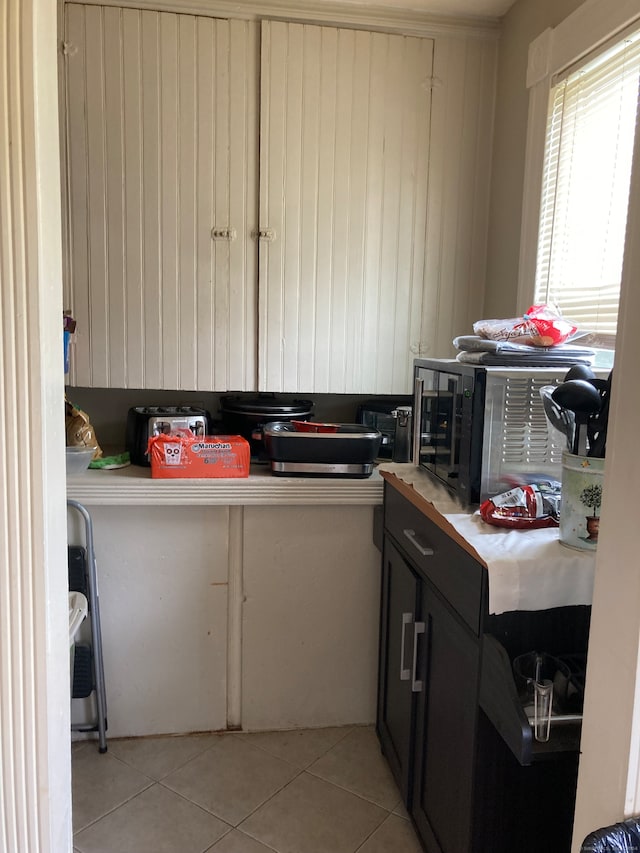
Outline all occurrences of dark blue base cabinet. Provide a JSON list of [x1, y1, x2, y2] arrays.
[[377, 479, 590, 853]]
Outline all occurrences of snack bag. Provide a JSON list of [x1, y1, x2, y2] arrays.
[[65, 396, 103, 460], [473, 316, 538, 345], [523, 304, 577, 347], [473, 304, 577, 347], [479, 483, 560, 530]]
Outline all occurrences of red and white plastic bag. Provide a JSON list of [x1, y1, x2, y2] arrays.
[[479, 484, 560, 530]]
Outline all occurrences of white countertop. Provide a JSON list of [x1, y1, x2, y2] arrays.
[[380, 463, 597, 615], [65, 462, 384, 506]]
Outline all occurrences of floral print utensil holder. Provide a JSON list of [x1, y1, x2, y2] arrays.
[[559, 452, 605, 551]]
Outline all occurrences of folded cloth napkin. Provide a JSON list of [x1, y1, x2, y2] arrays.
[[456, 350, 594, 367], [453, 335, 596, 358]]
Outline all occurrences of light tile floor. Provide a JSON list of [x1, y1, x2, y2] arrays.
[[72, 725, 423, 853]]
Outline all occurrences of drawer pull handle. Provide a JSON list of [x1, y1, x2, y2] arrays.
[[412, 621, 425, 692], [403, 528, 434, 557], [400, 612, 413, 681]]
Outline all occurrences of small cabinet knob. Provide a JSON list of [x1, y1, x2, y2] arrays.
[[211, 227, 237, 241], [252, 228, 276, 242]]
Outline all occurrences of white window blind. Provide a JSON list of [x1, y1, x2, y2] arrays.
[[534, 28, 640, 342]]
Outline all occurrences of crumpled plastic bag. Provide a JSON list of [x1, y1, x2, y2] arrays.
[[580, 816, 640, 852], [474, 304, 577, 348], [65, 396, 103, 460], [479, 481, 561, 530]]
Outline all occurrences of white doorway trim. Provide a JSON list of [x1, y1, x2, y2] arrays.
[[0, 1, 71, 850]]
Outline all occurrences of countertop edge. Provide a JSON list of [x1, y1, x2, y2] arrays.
[[380, 470, 488, 567], [66, 466, 384, 506]]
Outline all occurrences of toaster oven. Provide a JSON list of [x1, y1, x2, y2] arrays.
[[126, 406, 210, 466], [413, 359, 569, 505]]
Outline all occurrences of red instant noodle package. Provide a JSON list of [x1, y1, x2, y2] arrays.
[[148, 432, 250, 478]]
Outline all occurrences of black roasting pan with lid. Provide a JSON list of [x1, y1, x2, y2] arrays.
[[263, 422, 382, 466]]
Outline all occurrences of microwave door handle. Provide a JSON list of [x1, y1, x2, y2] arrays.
[[447, 380, 460, 469], [413, 376, 424, 467], [449, 401, 457, 468]]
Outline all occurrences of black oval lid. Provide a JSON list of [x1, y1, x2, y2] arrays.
[[220, 394, 314, 416]]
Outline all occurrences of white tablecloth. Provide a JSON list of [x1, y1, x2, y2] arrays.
[[378, 463, 596, 615]]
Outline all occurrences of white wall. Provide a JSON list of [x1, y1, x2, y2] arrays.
[[484, 0, 583, 319]]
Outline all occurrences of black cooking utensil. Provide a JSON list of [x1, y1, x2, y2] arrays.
[[551, 379, 602, 456], [539, 385, 575, 451], [588, 370, 613, 458], [584, 379, 607, 450], [564, 364, 596, 382]]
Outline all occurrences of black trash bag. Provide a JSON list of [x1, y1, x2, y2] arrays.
[[581, 817, 640, 852]]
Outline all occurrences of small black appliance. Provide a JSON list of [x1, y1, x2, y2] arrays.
[[126, 406, 211, 467], [219, 394, 314, 458], [356, 397, 412, 458]]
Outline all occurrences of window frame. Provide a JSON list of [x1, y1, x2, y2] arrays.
[[516, 0, 640, 329]]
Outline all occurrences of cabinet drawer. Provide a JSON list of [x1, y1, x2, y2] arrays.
[[384, 484, 486, 634]]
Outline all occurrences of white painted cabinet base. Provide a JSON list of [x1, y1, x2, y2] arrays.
[[241, 505, 380, 731], [66, 497, 380, 737], [68, 506, 229, 738]]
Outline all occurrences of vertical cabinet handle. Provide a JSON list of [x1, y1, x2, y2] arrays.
[[413, 376, 423, 468], [412, 621, 425, 692], [402, 528, 434, 557], [400, 612, 413, 680]]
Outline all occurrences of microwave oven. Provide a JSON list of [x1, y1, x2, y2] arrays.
[[412, 358, 569, 506]]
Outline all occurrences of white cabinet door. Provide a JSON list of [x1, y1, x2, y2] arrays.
[[258, 22, 435, 394], [241, 505, 380, 731], [68, 505, 230, 737], [258, 22, 498, 394], [63, 5, 259, 390]]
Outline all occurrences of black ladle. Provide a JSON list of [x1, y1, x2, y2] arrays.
[[540, 385, 575, 451], [588, 370, 613, 458], [584, 379, 610, 451], [564, 364, 596, 382], [551, 379, 602, 456]]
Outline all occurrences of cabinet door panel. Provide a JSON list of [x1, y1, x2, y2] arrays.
[[242, 506, 380, 730], [377, 539, 420, 803], [259, 21, 434, 394], [63, 4, 258, 390], [412, 588, 480, 853], [384, 483, 486, 635], [67, 505, 230, 737]]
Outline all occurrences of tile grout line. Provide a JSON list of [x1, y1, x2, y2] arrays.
[[73, 727, 406, 850], [107, 733, 226, 781], [73, 777, 156, 838], [352, 811, 397, 853], [154, 779, 238, 828], [163, 757, 312, 830], [75, 780, 237, 852], [75, 732, 304, 838], [203, 826, 281, 853], [302, 768, 403, 814], [227, 724, 356, 770], [234, 770, 399, 853]]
